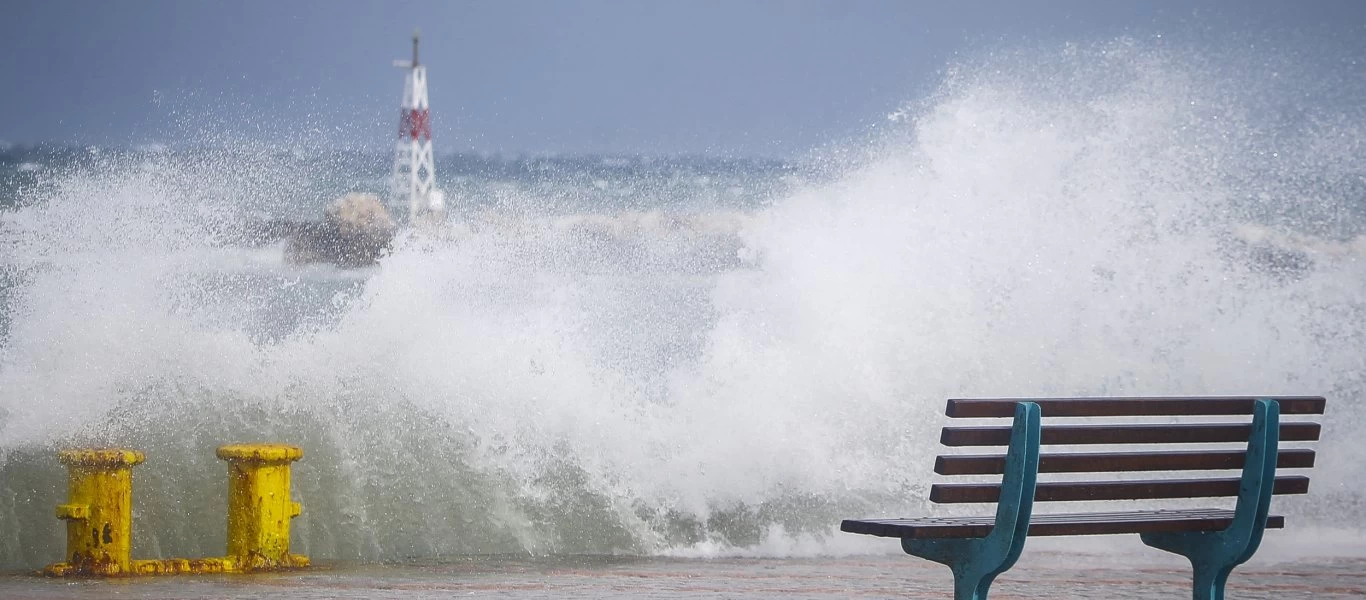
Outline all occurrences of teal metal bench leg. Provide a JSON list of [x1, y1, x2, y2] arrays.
[[1140, 398, 1280, 600], [902, 402, 1041, 600]]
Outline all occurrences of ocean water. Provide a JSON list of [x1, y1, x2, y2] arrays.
[[1, 37, 1365, 595]]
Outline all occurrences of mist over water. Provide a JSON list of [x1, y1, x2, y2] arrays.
[[2, 39, 1364, 570]]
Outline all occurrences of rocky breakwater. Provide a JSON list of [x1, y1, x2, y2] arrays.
[[286, 193, 398, 267]]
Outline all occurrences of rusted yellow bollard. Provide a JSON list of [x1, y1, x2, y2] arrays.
[[43, 448, 145, 576], [214, 443, 309, 571]]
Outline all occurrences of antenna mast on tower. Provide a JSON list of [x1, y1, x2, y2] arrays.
[[392, 29, 444, 224]]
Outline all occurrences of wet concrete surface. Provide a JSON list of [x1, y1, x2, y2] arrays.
[[2, 549, 1363, 599]]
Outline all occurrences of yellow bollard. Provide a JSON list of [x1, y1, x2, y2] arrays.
[[43, 448, 145, 577], [215, 443, 309, 571]]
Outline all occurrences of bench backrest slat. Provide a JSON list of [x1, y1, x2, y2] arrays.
[[945, 396, 1326, 418], [929, 396, 1323, 508], [934, 448, 1317, 475], [930, 475, 1310, 503], [941, 422, 1321, 446]]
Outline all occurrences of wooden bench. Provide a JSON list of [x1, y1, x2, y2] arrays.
[[840, 396, 1325, 600]]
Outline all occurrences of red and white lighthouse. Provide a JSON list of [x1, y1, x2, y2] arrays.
[[391, 30, 444, 223]]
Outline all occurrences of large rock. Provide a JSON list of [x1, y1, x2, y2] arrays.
[[285, 193, 397, 267]]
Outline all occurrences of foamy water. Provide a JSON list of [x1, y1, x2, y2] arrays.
[[1, 39, 1364, 573]]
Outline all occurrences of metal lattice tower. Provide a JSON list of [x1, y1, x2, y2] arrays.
[[391, 30, 443, 223]]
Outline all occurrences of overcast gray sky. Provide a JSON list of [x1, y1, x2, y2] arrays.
[[1, 1, 1362, 156]]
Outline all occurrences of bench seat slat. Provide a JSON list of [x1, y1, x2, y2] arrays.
[[945, 396, 1326, 418], [930, 475, 1310, 503], [941, 422, 1321, 446], [934, 448, 1317, 475], [841, 509, 1286, 539]]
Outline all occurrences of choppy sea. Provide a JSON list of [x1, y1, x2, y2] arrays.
[[1, 38, 1364, 597]]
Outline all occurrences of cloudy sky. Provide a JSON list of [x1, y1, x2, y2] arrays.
[[1, 1, 1362, 156]]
